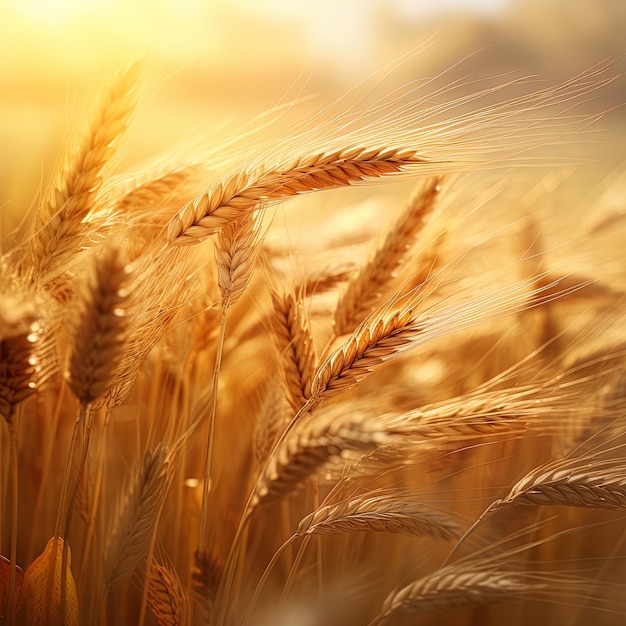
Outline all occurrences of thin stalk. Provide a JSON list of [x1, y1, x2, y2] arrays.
[[279, 501, 293, 577], [28, 381, 66, 563], [78, 409, 112, 594], [61, 402, 93, 626], [232, 523, 250, 617], [312, 479, 323, 601], [6, 409, 21, 626], [137, 523, 159, 626], [215, 397, 316, 625], [0, 422, 6, 559], [280, 535, 312, 604], [198, 304, 228, 557], [243, 535, 298, 626], [47, 402, 87, 621]]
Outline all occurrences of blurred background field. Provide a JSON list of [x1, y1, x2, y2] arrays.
[[1, 3, 625, 625], [0, 0, 624, 237]]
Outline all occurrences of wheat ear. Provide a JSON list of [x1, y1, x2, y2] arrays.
[[270, 289, 316, 412], [55, 246, 131, 585], [111, 162, 205, 213], [106, 245, 196, 410], [215, 210, 263, 308], [31, 63, 140, 282], [250, 411, 392, 509], [497, 455, 626, 510], [104, 445, 171, 588], [0, 295, 56, 623], [167, 146, 428, 244], [334, 176, 443, 334], [445, 453, 626, 567], [310, 270, 586, 407], [66, 245, 131, 406], [0, 295, 54, 423], [371, 561, 537, 624], [298, 262, 356, 297], [297, 495, 462, 540], [147, 556, 188, 626]]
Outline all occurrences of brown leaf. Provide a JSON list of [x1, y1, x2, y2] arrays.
[[21, 538, 79, 626], [0, 554, 24, 619]]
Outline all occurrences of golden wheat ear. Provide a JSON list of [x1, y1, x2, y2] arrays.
[[444, 451, 626, 566], [334, 175, 444, 335], [250, 411, 394, 510], [269, 288, 317, 412], [30, 62, 140, 287], [167, 147, 430, 244]]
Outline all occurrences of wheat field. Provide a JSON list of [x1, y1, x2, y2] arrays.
[[1, 29, 626, 626]]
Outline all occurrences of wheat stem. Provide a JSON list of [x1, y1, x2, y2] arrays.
[[243, 535, 298, 626], [197, 305, 228, 559], [6, 413, 19, 626]]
